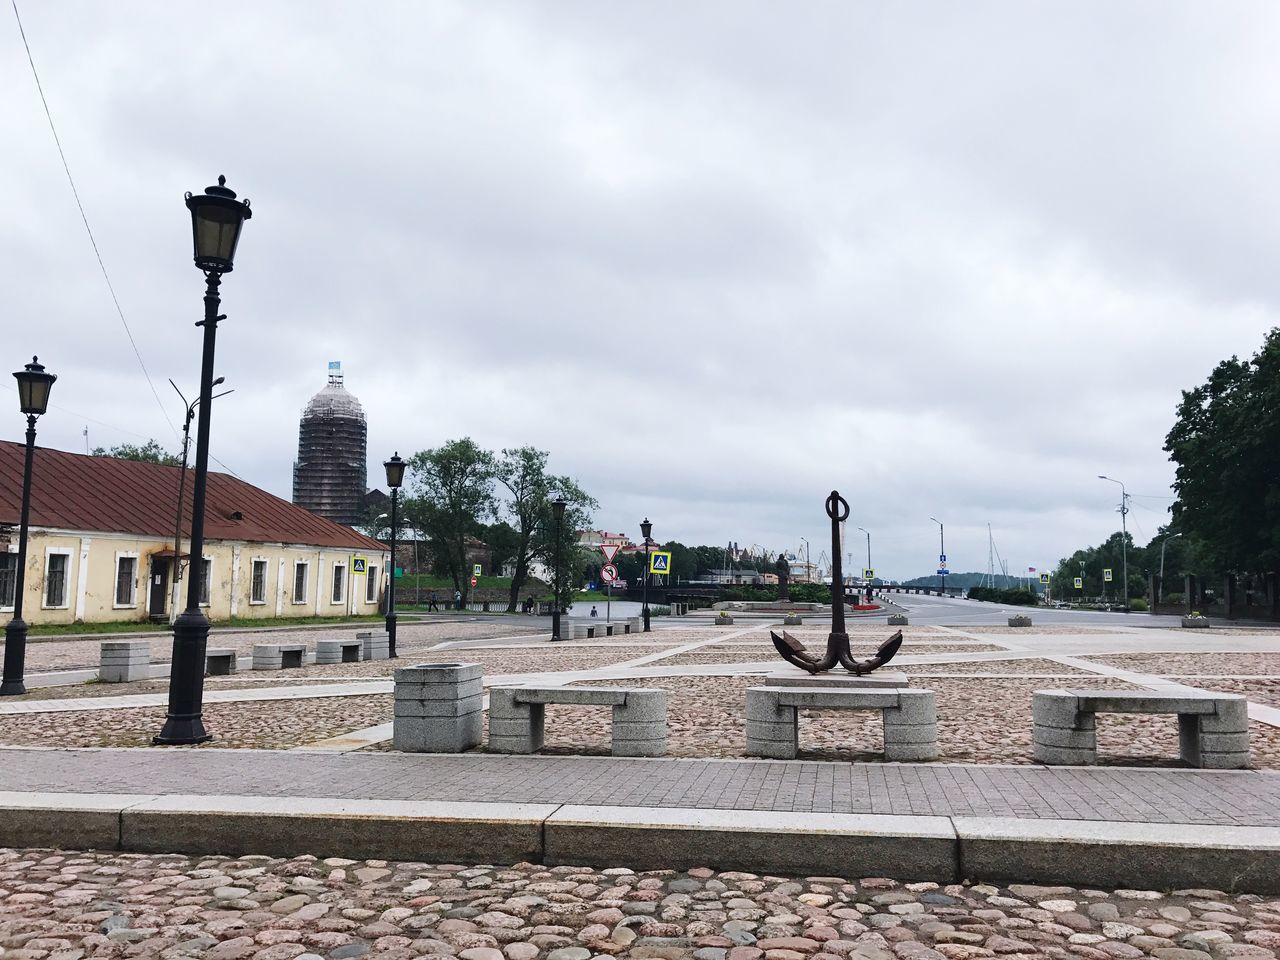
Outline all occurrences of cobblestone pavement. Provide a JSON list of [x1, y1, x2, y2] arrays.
[[2, 848, 1280, 960], [5, 748, 1280, 825]]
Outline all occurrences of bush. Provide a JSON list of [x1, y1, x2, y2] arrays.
[[1165, 592, 1184, 606], [966, 586, 1039, 606], [1128, 598, 1148, 611]]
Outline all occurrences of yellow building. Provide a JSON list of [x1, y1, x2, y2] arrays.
[[0, 441, 389, 625]]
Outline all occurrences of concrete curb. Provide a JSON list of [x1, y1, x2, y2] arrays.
[[1, 791, 1278, 893]]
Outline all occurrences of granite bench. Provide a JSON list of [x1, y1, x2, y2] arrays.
[[99, 641, 150, 683], [745, 686, 938, 761], [357, 630, 390, 661], [488, 686, 667, 757], [204, 648, 237, 676], [1032, 689, 1250, 769], [316, 638, 362, 664], [393, 662, 483, 753], [252, 643, 307, 670]]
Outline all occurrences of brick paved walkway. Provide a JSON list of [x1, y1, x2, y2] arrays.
[[4, 747, 1279, 826]]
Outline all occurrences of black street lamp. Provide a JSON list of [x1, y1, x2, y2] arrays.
[[384, 452, 405, 657], [551, 498, 566, 641], [1, 357, 57, 697], [640, 517, 653, 633], [929, 517, 946, 596], [155, 175, 252, 745]]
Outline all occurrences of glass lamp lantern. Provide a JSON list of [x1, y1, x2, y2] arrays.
[[384, 452, 406, 489], [185, 175, 252, 273], [14, 357, 56, 416]]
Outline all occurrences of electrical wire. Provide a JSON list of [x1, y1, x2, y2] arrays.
[[11, 0, 179, 443]]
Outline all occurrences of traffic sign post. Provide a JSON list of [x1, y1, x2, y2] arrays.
[[649, 551, 671, 575], [473, 564, 482, 577], [599, 564, 618, 583], [599, 544, 620, 562], [863, 567, 874, 580]]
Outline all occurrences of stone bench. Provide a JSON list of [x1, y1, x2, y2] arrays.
[[746, 686, 937, 761], [357, 630, 390, 661], [99, 641, 150, 683], [252, 643, 307, 670], [1032, 689, 1250, 769], [316, 638, 362, 664], [489, 686, 667, 757], [204, 648, 237, 676], [887, 614, 908, 626]]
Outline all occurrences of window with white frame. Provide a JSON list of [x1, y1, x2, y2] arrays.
[[366, 564, 379, 603], [0, 552, 16, 609], [331, 562, 346, 604], [199, 557, 212, 606], [293, 561, 308, 603], [250, 559, 268, 604], [114, 555, 138, 607], [44, 551, 70, 608]]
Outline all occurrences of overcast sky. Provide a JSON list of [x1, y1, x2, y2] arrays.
[[3, 2, 1277, 580]]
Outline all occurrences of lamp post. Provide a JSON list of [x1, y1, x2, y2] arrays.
[[800, 537, 810, 583], [1159, 532, 1183, 603], [551, 498, 566, 641], [155, 175, 252, 745], [1098, 475, 1131, 611], [640, 517, 652, 633], [168, 376, 231, 624], [1, 357, 57, 697], [384, 453, 405, 657], [929, 517, 945, 595], [857, 526, 872, 602]]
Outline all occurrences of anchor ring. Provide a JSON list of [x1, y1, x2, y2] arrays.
[[825, 490, 850, 522]]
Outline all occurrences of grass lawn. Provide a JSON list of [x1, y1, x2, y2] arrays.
[[30, 613, 386, 637]]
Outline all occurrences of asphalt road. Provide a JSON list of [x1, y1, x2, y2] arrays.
[[885, 590, 1187, 627]]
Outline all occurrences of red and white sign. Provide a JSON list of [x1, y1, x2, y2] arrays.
[[470, 576, 477, 587], [599, 543, 620, 562], [600, 563, 619, 583]]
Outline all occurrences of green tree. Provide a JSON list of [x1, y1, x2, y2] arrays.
[[405, 438, 497, 603], [544, 477, 596, 615], [92, 439, 181, 466], [1165, 328, 1280, 574]]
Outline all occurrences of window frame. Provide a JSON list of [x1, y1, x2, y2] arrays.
[[113, 552, 139, 609], [249, 557, 268, 605], [365, 564, 379, 603], [42, 548, 72, 610], [0, 547, 16, 612], [198, 555, 212, 607], [330, 561, 346, 605], [292, 560, 309, 605]]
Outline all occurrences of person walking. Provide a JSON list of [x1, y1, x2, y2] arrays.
[[454, 589, 463, 610], [428, 592, 439, 612]]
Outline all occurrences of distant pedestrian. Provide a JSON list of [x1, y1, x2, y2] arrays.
[[454, 589, 463, 610], [590, 605, 598, 618], [428, 592, 439, 612]]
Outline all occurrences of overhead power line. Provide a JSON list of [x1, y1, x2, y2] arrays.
[[11, 0, 179, 443]]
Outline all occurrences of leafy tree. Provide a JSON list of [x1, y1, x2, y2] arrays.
[[544, 478, 596, 615], [92, 439, 181, 466], [405, 438, 497, 602], [1165, 328, 1280, 574]]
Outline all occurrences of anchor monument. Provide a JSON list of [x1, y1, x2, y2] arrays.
[[770, 490, 903, 674]]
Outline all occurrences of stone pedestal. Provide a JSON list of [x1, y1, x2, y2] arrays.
[[716, 614, 734, 625], [317, 638, 362, 664], [99, 641, 150, 683], [357, 630, 390, 661], [393, 662, 483, 753], [1008, 615, 1032, 627], [783, 614, 803, 626], [887, 614, 908, 626], [253, 644, 306, 670], [764, 670, 909, 689], [1182, 617, 1211, 629]]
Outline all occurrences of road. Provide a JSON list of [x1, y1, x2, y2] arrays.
[[884, 590, 1189, 627]]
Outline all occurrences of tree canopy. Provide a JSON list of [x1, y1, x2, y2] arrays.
[[91, 439, 182, 466]]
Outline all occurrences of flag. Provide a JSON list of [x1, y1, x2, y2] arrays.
[[1028, 566, 1036, 573], [328, 360, 341, 371]]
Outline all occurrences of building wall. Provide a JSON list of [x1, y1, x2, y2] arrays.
[[1, 528, 389, 625]]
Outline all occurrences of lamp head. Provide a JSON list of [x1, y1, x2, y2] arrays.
[[551, 498, 566, 522], [14, 356, 56, 415], [185, 175, 252, 273], [383, 452, 406, 489]]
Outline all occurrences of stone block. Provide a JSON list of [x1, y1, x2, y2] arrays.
[[744, 717, 800, 742], [393, 694, 484, 718], [1031, 693, 1089, 730], [316, 639, 362, 664], [518, 687, 629, 707], [783, 614, 803, 626], [1203, 697, 1249, 732], [99, 641, 150, 683], [393, 711, 482, 753], [394, 679, 483, 702], [628, 617, 642, 631], [1033, 742, 1097, 765], [573, 623, 589, 639], [1073, 692, 1217, 715], [887, 614, 909, 626], [392, 661, 484, 754], [746, 734, 799, 760], [773, 687, 901, 710], [885, 691, 936, 726], [394, 662, 482, 684], [1033, 725, 1100, 750], [1008, 615, 1033, 627], [881, 721, 938, 745], [617, 690, 667, 721], [357, 630, 390, 661], [204, 648, 237, 676], [717, 614, 735, 625], [1182, 617, 1211, 629], [884, 740, 938, 761]]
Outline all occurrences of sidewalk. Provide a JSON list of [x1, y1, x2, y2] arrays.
[[2, 747, 1278, 892]]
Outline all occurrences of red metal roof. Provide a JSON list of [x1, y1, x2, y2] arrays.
[[0, 440, 384, 551]]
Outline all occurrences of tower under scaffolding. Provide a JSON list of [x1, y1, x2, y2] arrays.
[[292, 362, 368, 527]]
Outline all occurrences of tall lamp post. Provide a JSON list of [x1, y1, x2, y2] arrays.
[[857, 525, 872, 601], [384, 453, 405, 657], [640, 517, 652, 633], [1159, 532, 1183, 603], [1098, 475, 1131, 611], [551, 498, 566, 641], [1, 357, 57, 697], [155, 175, 252, 745], [929, 517, 946, 595], [800, 537, 810, 583]]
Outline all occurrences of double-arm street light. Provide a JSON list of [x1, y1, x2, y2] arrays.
[[929, 517, 945, 595], [1098, 475, 1131, 611], [1, 357, 57, 697], [640, 517, 653, 633], [550, 499, 567, 640], [384, 453, 405, 657], [155, 175, 252, 745]]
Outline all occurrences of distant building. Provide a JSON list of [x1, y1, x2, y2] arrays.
[[292, 363, 367, 527], [0, 442, 388, 626]]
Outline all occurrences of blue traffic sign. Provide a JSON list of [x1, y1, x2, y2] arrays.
[[939, 554, 947, 564], [937, 568, 949, 576]]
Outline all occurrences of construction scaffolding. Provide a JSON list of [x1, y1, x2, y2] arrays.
[[291, 364, 368, 527]]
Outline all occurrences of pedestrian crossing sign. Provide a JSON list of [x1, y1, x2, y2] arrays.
[[1074, 577, 1083, 589], [1040, 573, 1050, 584], [1104, 568, 1113, 582], [352, 557, 367, 574], [649, 551, 671, 574], [863, 568, 874, 579]]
